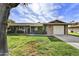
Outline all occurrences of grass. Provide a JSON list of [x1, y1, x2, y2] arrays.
[[69, 32, 79, 37], [7, 34, 79, 56]]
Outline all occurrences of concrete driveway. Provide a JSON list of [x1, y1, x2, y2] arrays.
[[54, 35, 79, 49]]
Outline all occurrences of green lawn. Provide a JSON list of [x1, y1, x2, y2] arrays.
[[69, 32, 79, 37], [7, 34, 79, 56]]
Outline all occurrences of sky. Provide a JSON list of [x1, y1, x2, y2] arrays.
[[9, 3, 79, 23]]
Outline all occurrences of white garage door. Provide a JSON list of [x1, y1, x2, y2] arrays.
[[53, 26, 64, 34]]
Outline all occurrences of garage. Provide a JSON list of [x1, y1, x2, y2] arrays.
[[45, 20, 69, 35], [53, 26, 64, 34]]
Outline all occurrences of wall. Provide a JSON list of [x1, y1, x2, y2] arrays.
[[64, 25, 68, 35], [68, 28, 79, 33], [46, 25, 53, 35]]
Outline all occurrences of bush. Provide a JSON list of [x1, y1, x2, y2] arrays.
[[71, 30, 74, 33]]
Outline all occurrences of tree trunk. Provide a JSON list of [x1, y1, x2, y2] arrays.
[[0, 3, 21, 56], [0, 3, 10, 56]]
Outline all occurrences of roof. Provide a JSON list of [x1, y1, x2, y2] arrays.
[[68, 22, 79, 28], [49, 20, 65, 23], [44, 20, 76, 25], [68, 25, 79, 28], [8, 23, 43, 26], [8, 20, 76, 26]]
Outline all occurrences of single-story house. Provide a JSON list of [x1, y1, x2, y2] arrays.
[[7, 20, 73, 35], [68, 22, 79, 33]]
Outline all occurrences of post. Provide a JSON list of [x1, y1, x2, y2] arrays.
[[64, 25, 68, 35], [24, 26, 26, 34], [30, 26, 31, 34]]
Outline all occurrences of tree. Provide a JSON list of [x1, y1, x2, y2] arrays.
[[0, 3, 28, 56], [0, 3, 19, 56], [8, 19, 15, 23], [7, 19, 15, 32]]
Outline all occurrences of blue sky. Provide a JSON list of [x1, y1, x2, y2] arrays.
[[9, 3, 79, 23]]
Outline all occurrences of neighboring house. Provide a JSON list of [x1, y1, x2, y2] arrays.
[[68, 22, 79, 33], [7, 20, 73, 35]]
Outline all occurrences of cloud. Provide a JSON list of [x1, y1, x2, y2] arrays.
[[58, 16, 64, 19], [9, 3, 63, 23]]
